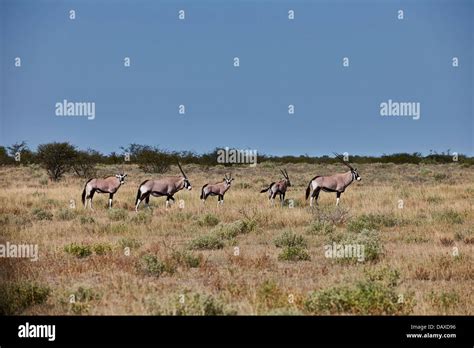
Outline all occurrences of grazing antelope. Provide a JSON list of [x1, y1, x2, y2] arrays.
[[82, 173, 127, 209], [305, 154, 361, 207], [200, 173, 234, 205], [260, 169, 291, 206], [135, 163, 192, 211]]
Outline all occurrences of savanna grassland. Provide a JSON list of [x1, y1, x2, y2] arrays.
[[0, 162, 473, 315]]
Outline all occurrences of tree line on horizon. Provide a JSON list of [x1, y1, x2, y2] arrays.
[[0, 141, 471, 181]]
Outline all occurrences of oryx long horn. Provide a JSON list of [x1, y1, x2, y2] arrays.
[[284, 169, 289, 179], [177, 162, 187, 178], [333, 152, 354, 170]]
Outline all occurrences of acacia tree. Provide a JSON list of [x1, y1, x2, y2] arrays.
[[36, 142, 77, 181]]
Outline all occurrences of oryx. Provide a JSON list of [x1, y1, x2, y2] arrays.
[[260, 169, 291, 206], [135, 163, 192, 211], [200, 173, 234, 205], [305, 153, 361, 207], [82, 173, 127, 209]]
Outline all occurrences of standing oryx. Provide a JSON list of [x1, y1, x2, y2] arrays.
[[135, 163, 192, 211], [260, 169, 291, 206], [82, 173, 127, 209], [305, 154, 361, 206], [200, 173, 234, 205]]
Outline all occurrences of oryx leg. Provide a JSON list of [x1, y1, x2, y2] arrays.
[[89, 189, 96, 210], [166, 195, 175, 208], [281, 192, 285, 207], [136, 191, 150, 212], [336, 192, 341, 206], [108, 193, 114, 209], [217, 195, 224, 206], [310, 187, 321, 207]]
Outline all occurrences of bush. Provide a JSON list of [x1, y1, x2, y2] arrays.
[[171, 250, 203, 268], [64, 243, 92, 258], [197, 213, 220, 227], [150, 292, 236, 316], [71, 149, 102, 178], [130, 211, 152, 224], [108, 208, 128, 221], [139, 254, 176, 277], [338, 229, 384, 262], [122, 144, 176, 174], [80, 216, 95, 224], [57, 208, 76, 221], [307, 221, 335, 236], [305, 268, 414, 315], [36, 142, 77, 181], [0, 282, 50, 315], [278, 246, 310, 262], [189, 234, 224, 250], [433, 210, 463, 224], [32, 208, 53, 221], [312, 207, 349, 226], [274, 231, 307, 248], [347, 213, 400, 233], [92, 243, 112, 255], [213, 219, 255, 240]]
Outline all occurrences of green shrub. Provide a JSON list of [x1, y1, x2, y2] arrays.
[[427, 291, 460, 312], [274, 231, 307, 248], [130, 211, 152, 224], [433, 210, 463, 224], [118, 238, 142, 249], [32, 208, 53, 221], [213, 219, 255, 240], [92, 243, 112, 255], [171, 250, 203, 268], [57, 208, 76, 221], [0, 282, 50, 315], [189, 234, 224, 250], [339, 229, 384, 262], [307, 221, 335, 236], [80, 216, 95, 224], [64, 243, 92, 258], [151, 293, 236, 316], [139, 254, 176, 277], [108, 208, 128, 221], [197, 213, 220, 227], [347, 213, 401, 233], [278, 246, 310, 262], [305, 268, 413, 315]]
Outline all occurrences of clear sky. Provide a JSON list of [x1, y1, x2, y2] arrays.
[[1, 0, 472, 156]]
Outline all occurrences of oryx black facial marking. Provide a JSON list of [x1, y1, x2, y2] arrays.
[[200, 173, 234, 206], [82, 173, 127, 209], [135, 162, 192, 211], [305, 153, 361, 207], [260, 169, 291, 206]]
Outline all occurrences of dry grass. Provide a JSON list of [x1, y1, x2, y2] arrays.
[[0, 163, 473, 315]]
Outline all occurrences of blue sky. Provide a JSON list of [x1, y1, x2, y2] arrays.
[[1, 0, 472, 156]]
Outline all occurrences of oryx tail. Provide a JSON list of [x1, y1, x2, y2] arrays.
[[136, 180, 149, 206], [260, 183, 275, 193], [305, 176, 319, 200], [200, 184, 209, 200], [82, 178, 93, 205]]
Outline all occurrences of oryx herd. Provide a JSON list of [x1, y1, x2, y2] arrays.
[[81, 154, 361, 211]]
